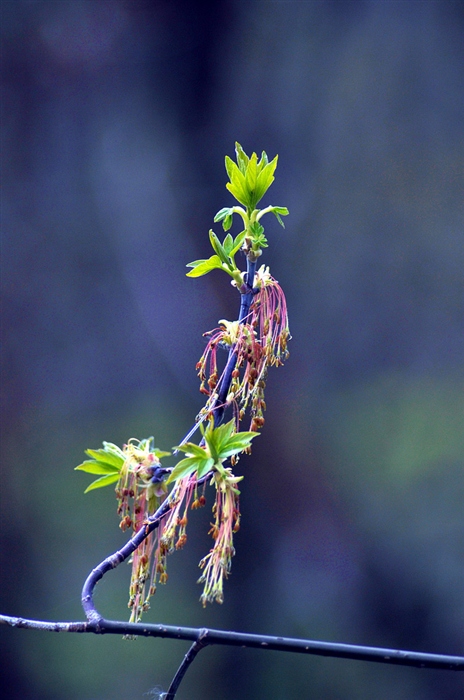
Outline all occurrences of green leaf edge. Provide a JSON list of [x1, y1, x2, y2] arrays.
[[85, 448, 124, 468], [84, 473, 120, 493], [75, 460, 120, 475]]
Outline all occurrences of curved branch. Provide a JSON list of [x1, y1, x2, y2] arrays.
[[81, 496, 172, 623], [81, 470, 214, 623]]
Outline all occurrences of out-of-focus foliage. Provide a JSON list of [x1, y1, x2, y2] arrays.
[[1, 1, 463, 699]]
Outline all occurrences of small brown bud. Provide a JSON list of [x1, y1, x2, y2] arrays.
[[176, 534, 187, 549]]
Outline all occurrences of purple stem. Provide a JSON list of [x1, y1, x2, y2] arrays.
[[81, 497, 171, 624], [174, 256, 258, 448], [211, 257, 257, 427]]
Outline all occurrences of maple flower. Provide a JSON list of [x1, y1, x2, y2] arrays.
[[113, 439, 169, 623], [198, 468, 242, 606], [195, 267, 290, 434]]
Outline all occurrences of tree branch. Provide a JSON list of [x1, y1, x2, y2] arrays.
[[164, 635, 209, 699], [1, 612, 463, 672]]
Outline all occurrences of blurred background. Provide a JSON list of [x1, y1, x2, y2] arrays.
[[1, 1, 463, 698]]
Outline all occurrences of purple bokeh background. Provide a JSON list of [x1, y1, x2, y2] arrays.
[[1, 2, 463, 698]]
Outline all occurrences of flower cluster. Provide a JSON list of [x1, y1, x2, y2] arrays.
[[196, 265, 290, 434], [116, 439, 170, 623], [165, 419, 258, 605], [198, 468, 242, 605]]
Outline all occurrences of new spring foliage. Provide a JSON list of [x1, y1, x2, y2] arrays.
[[75, 143, 290, 620]]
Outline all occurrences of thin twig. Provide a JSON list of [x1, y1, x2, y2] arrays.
[[164, 633, 209, 699], [175, 256, 257, 446], [212, 257, 257, 427], [1, 613, 463, 671]]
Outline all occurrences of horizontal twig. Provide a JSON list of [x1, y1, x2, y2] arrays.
[[1, 613, 463, 671]]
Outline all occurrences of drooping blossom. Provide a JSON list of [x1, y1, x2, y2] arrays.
[[198, 468, 242, 606], [196, 265, 290, 434]]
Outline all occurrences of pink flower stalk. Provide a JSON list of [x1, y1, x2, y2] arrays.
[[128, 491, 157, 622], [195, 267, 290, 434], [129, 474, 204, 623], [159, 474, 196, 557], [198, 470, 241, 606], [251, 265, 290, 368]]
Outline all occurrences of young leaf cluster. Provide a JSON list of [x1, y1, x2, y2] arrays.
[[75, 439, 169, 493], [167, 419, 258, 485], [225, 143, 277, 212], [75, 442, 124, 493], [186, 230, 245, 284], [186, 143, 289, 280]]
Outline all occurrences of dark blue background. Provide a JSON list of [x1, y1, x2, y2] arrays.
[[1, 1, 463, 698]]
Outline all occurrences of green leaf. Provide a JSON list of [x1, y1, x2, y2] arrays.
[[214, 208, 235, 231], [85, 448, 124, 469], [225, 159, 249, 206], [254, 156, 278, 204], [196, 458, 215, 479], [249, 222, 268, 249], [217, 431, 259, 459], [75, 460, 120, 475], [230, 230, 246, 257], [257, 150, 269, 171], [250, 222, 264, 237], [84, 473, 120, 493], [205, 419, 235, 461], [255, 234, 268, 248], [214, 207, 233, 223], [209, 230, 230, 266], [102, 441, 125, 459], [235, 142, 249, 175], [166, 456, 214, 483], [186, 255, 224, 277], [226, 182, 249, 208], [222, 233, 234, 255], [174, 442, 209, 459], [152, 448, 172, 459], [225, 155, 236, 181], [222, 214, 233, 231], [225, 157, 246, 190], [270, 205, 289, 228], [245, 152, 258, 197], [166, 457, 198, 483]]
